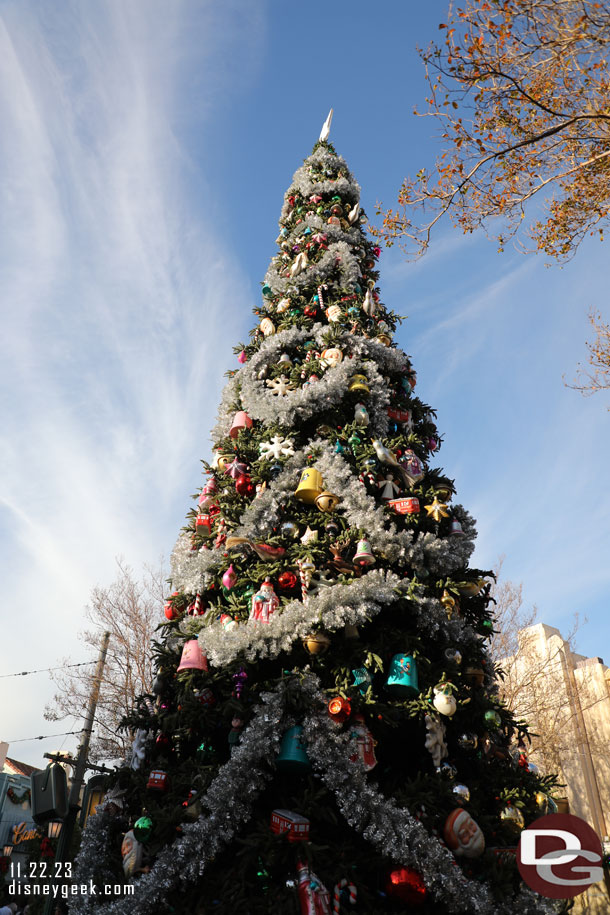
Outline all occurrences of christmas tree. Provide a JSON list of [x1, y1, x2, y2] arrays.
[[73, 116, 560, 915]]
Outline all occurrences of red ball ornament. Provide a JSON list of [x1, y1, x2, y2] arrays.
[[385, 867, 427, 905], [235, 473, 254, 496], [164, 594, 181, 620], [277, 571, 298, 590]]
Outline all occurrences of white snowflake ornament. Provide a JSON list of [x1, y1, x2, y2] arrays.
[[258, 435, 295, 461], [266, 375, 295, 396]]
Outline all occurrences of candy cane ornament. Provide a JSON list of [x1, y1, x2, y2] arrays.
[[333, 879, 357, 913]]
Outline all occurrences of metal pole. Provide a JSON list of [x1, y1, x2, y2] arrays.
[[43, 631, 110, 915]]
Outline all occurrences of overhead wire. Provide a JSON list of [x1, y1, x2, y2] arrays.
[[0, 661, 94, 679], [7, 731, 85, 744]]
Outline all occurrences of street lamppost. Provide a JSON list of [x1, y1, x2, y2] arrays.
[[47, 822, 62, 840]]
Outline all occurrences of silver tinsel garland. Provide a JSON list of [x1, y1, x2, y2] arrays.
[[89, 146, 545, 914], [71, 676, 554, 915], [70, 686, 289, 915], [282, 147, 360, 213], [211, 324, 411, 443], [169, 430, 478, 667]]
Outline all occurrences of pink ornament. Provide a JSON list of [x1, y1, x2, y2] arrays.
[[198, 479, 217, 509], [237, 350, 247, 364], [222, 564, 237, 589], [226, 458, 248, 479], [249, 578, 279, 624], [428, 438, 437, 452], [229, 410, 253, 438]]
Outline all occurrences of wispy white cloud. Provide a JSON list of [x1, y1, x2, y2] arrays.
[[0, 0, 265, 762]]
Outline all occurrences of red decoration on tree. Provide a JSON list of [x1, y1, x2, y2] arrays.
[[385, 867, 426, 905], [235, 473, 255, 496], [277, 570, 298, 590], [164, 593, 181, 621], [328, 696, 352, 723], [40, 837, 55, 859], [146, 770, 170, 792]]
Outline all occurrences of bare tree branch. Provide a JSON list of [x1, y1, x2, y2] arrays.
[[44, 557, 164, 763]]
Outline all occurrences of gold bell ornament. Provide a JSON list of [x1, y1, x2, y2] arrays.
[[302, 632, 331, 655], [315, 491, 341, 512], [348, 374, 370, 395], [294, 468, 324, 504]]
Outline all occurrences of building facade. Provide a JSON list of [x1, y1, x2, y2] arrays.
[[502, 624, 610, 913], [0, 742, 41, 876]]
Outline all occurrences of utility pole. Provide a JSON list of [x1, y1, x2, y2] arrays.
[[43, 631, 110, 915]]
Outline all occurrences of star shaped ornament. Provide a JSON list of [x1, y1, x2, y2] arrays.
[[300, 526, 319, 544], [424, 499, 450, 522]]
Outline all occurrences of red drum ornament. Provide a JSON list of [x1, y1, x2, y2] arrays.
[[389, 497, 420, 515], [387, 407, 411, 424], [269, 809, 310, 842], [146, 770, 170, 792]]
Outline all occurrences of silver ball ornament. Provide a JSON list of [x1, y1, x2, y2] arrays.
[[452, 784, 470, 805], [457, 733, 478, 751]]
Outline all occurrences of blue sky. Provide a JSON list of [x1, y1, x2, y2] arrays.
[[1, 0, 608, 767]]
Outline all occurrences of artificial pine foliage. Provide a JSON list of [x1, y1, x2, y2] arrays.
[[73, 132, 561, 915]]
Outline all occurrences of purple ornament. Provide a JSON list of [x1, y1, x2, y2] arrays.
[[232, 667, 247, 699]]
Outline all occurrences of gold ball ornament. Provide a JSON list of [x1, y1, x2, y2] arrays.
[[535, 792, 558, 815], [500, 805, 525, 837], [302, 632, 331, 655]]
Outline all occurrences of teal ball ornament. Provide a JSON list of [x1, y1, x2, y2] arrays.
[[484, 710, 502, 729], [133, 815, 153, 842]]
